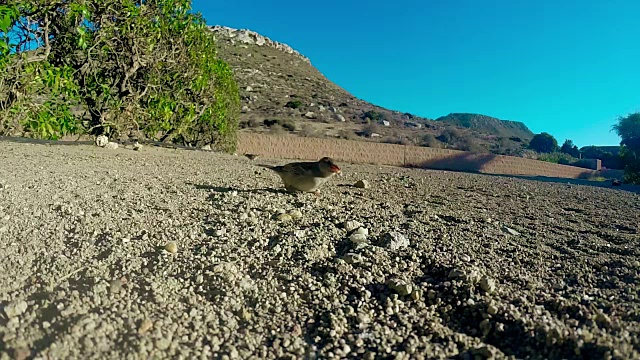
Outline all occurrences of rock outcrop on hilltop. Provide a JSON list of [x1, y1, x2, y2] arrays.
[[209, 25, 311, 65]]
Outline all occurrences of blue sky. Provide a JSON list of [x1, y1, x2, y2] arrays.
[[194, 0, 640, 147]]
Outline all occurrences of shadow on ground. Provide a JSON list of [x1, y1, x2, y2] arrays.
[[485, 173, 640, 194], [0, 136, 205, 152], [188, 183, 285, 195], [406, 152, 499, 173], [405, 152, 639, 194], [0, 136, 94, 146]]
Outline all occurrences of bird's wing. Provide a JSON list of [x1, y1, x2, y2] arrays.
[[280, 162, 320, 176]]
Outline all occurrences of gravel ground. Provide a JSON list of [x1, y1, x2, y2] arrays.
[[0, 140, 639, 360]]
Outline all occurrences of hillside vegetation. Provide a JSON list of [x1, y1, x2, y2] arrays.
[[435, 113, 534, 141], [210, 26, 536, 155]]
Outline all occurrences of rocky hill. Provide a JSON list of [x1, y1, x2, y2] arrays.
[[209, 26, 534, 155], [435, 113, 534, 141]]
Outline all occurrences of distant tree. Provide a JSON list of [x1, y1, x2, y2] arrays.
[[581, 146, 623, 170], [437, 127, 481, 152], [420, 133, 441, 148], [359, 123, 380, 138], [361, 110, 386, 122], [494, 137, 523, 155], [437, 127, 463, 145], [529, 132, 558, 153], [612, 112, 640, 184], [560, 139, 581, 158], [285, 100, 302, 109]]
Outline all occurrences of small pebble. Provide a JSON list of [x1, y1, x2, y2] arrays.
[[354, 180, 370, 189], [487, 304, 498, 316], [165, 242, 178, 254], [95, 135, 109, 147], [12, 347, 30, 360], [479, 319, 492, 335], [3, 300, 28, 318], [109, 279, 123, 294], [502, 226, 520, 236], [155, 337, 171, 350], [387, 279, 413, 296], [472, 345, 496, 359], [277, 213, 292, 222], [289, 210, 303, 219], [448, 268, 465, 280], [480, 276, 496, 294], [344, 220, 363, 232], [105, 142, 119, 150], [383, 231, 410, 251], [349, 233, 368, 244], [342, 253, 364, 264], [138, 319, 153, 334]]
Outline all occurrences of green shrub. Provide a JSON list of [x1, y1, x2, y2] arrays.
[[0, 0, 240, 152], [245, 116, 261, 128], [560, 139, 581, 158], [580, 146, 623, 169], [299, 124, 319, 137], [279, 118, 297, 131], [285, 100, 302, 109], [361, 110, 386, 122], [493, 137, 524, 155], [337, 129, 356, 140], [538, 152, 575, 164], [529, 132, 558, 153], [612, 112, 640, 184], [359, 123, 380, 137], [419, 133, 441, 148], [437, 127, 482, 152], [263, 118, 296, 131]]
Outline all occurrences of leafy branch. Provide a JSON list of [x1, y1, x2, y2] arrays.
[[0, 0, 240, 152]]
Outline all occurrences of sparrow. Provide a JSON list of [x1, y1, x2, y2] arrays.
[[245, 153, 259, 160], [257, 157, 341, 193]]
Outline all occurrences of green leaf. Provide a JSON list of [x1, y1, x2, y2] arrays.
[[0, 14, 11, 33], [0, 40, 8, 55]]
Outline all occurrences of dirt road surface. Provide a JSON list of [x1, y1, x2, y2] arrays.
[[0, 140, 639, 359]]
